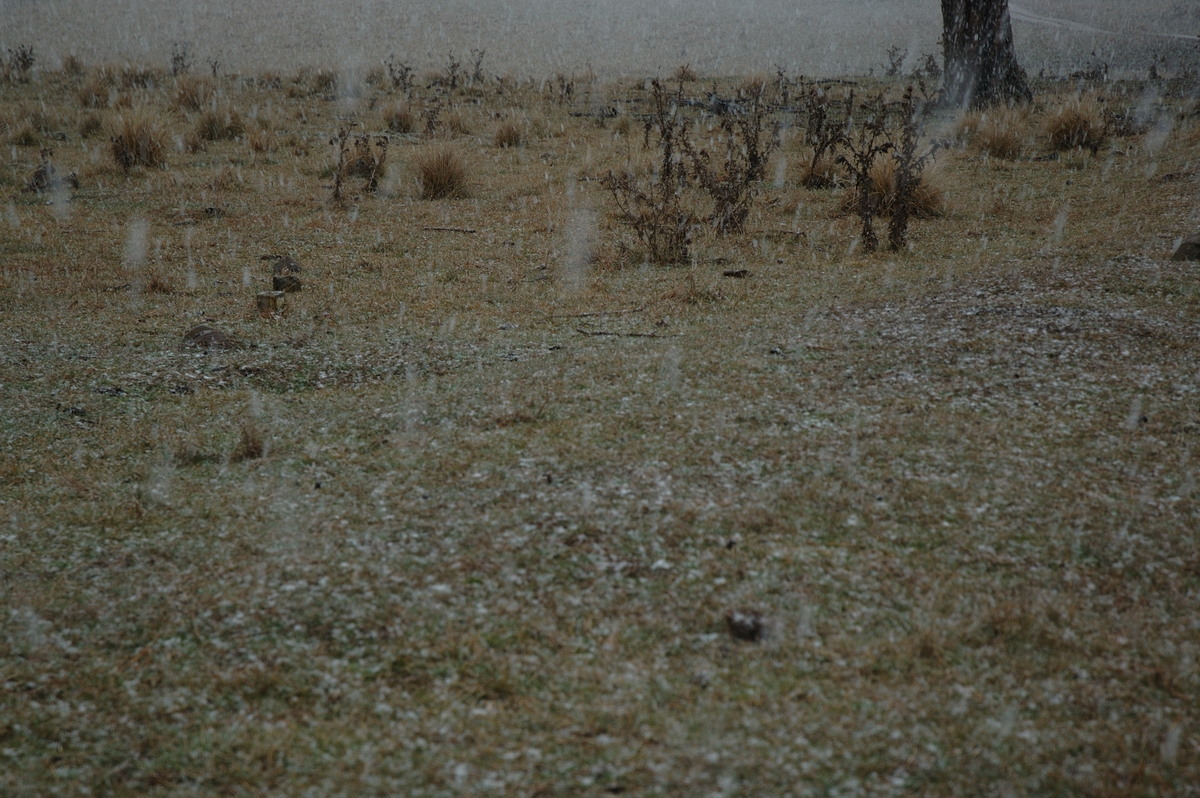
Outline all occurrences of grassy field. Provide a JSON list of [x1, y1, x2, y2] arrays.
[[1, 56, 1198, 795]]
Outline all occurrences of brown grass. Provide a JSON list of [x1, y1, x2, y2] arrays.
[[959, 107, 1029, 159], [194, 103, 245, 142], [1045, 95, 1109, 152], [840, 156, 945, 218], [0, 68, 1197, 798], [382, 102, 414, 134], [493, 120, 522, 148], [172, 75, 214, 111], [416, 146, 468, 199], [75, 74, 112, 108], [108, 107, 166, 170]]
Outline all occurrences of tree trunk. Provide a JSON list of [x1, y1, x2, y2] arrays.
[[940, 0, 1033, 108]]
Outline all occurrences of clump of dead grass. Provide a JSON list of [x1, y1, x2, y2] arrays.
[[1045, 95, 1108, 153], [194, 103, 245, 142], [76, 74, 113, 108], [382, 103, 414, 134], [416, 147, 468, 199], [673, 63, 699, 82], [109, 108, 166, 170], [230, 420, 265, 462], [246, 121, 278, 154], [493, 120, 522, 148], [798, 151, 840, 188], [173, 75, 214, 111], [840, 156, 945, 219], [959, 107, 1029, 159]]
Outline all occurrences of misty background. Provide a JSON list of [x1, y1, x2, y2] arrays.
[[3, 0, 1197, 79]]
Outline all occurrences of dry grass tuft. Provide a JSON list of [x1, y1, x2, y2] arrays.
[[798, 152, 840, 188], [493, 120, 523, 148], [194, 103, 245, 142], [78, 113, 102, 139], [76, 74, 112, 108], [246, 122, 278, 153], [108, 108, 166, 170], [960, 107, 1029, 159], [173, 75, 214, 111], [416, 147, 468, 199], [143, 272, 172, 294], [840, 157, 945, 219], [1045, 96, 1108, 152], [60, 54, 85, 77], [673, 63, 699, 82], [230, 421, 265, 462], [441, 110, 472, 137], [382, 103, 414, 134]]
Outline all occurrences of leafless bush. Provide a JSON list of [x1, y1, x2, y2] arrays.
[[601, 80, 696, 264], [385, 56, 414, 94], [332, 128, 388, 200], [836, 85, 940, 251], [799, 85, 853, 188], [6, 46, 35, 83], [170, 41, 192, 77], [681, 83, 777, 234]]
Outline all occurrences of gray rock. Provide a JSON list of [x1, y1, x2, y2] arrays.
[[1171, 234, 1200, 261], [183, 325, 239, 349]]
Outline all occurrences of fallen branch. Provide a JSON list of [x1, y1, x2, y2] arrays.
[[422, 226, 477, 233], [575, 328, 661, 338], [549, 305, 646, 319]]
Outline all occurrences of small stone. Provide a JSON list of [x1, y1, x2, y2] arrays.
[[183, 324, 239, 349], [724, 608, 767, 642], [1170, 234, 1200, 261], [256, 290, 286, 313], [266, 254, 303, 275], [273, 274, 302, 293]]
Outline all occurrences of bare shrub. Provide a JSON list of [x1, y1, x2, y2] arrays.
[[332, 130, 388, 200], [416, 147, 468, 199], [1045, 96, 1108, 153], [493, 120, 522, 148], [799, 85, 852, 189], [682, 83, 777, 234], [384, 56, 414, 93], [601, 80, 695, 264], [109, 108, 166, 171], [382, 103, 414, 134], [6, 46, 35, 83]]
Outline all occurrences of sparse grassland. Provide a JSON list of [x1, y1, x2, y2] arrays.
[[1, 61, 1198, 796]]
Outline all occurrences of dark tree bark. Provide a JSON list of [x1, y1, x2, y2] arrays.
[[940, 0, 1033, 108]]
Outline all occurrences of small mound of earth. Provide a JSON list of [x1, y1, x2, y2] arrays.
[[183, 325, 240, 349]]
